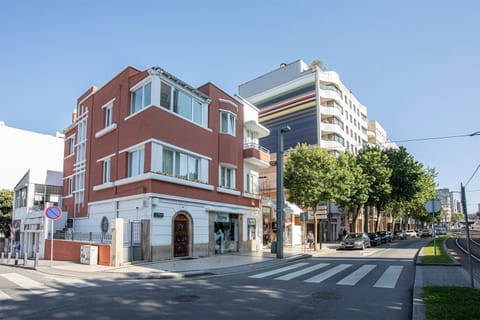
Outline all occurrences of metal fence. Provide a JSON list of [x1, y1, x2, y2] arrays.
[[62, 230, 112, 244]]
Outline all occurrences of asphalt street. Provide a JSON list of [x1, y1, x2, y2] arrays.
[[0, 239, 424, 320]]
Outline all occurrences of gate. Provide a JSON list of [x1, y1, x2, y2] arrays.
[[124, 221, 142, 262]]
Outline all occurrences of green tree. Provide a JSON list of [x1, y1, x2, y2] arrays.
[[384, 146, 423, 228], [405, 166, 437, 226], [331, 152, 368, 232], [0, 189, 13, 235], [357, 146, 392, 232], [284, 143, 335, 244]]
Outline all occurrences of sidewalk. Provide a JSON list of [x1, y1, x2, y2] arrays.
[[0, 243, 339, 280]]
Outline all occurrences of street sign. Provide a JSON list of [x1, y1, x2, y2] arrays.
[[45, 206, 62, 221], [424, 199, 442, 213], [300, 212, 308, 222]]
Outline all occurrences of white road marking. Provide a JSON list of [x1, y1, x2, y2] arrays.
[[304, 264, 352, 283], [44, 275, 97, 288], [0, 289, 11, 301], [337, 264, 376, 286], [373, 265, 403, 288], [1, 273, 57, 294], [249, 263, 309, 279], [275, 263, 329, 281]]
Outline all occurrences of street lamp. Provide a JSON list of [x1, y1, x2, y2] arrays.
[[275, 125, 291, 259]]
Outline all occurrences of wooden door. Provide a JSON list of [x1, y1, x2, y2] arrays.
[[173, 214, 189, 257]]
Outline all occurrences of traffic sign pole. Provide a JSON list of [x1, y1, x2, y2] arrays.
[[44, 206, 62, 266]]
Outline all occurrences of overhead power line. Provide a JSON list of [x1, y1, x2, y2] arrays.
[[391, 131, 480, 144], [465, 163, 480, 187]]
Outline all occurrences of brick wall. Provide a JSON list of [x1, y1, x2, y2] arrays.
[[45, 239, 111, 266]]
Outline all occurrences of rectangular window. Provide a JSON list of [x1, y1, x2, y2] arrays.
[[131, 82, 152, 114], [220, 111, 236, 136], [246, 173, 258, 194], [171, 88, 206, 126], [220, 166, 235, 188], [162, 149, 174, 175], [66, 177, 73, 195], [102, 159, 111, 184], [128, 149, 144, 177], [67, 137, 75, 155], [173, 89, 193, 120], [160, 82, 171, 110], [162, 147, 204, 182], [105, 103, 113, 127]]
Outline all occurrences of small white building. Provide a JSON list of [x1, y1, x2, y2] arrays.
[[12, 170, 66, 259], [0, 121, 64, 190]]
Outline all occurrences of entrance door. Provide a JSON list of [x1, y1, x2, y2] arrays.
[[173, 214, 189, 257]]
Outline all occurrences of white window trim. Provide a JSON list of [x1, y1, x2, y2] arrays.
[[124, 104, 154, 121], [101, 98, 116, 109], [220, 109, 237, 136], [96, 153, 116, 163], [95, 123, 117, 138], [153, 139, 212, 161], [219, 98, 238, 110], [217, 187, 241, 196]]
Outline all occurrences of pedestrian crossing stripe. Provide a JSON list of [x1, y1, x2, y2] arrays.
[[304, 264, 352, 283], [248, 262, 309, 279], [249, 263, 404, 289], [0, 273, 57, 295], [373, 265, 403, 288], [337, 264, 376, 286], [44, 275, 97, 288], [275, 263, 329, 281]]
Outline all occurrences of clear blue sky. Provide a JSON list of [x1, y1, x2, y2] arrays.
[[1, 0, 479, 213]]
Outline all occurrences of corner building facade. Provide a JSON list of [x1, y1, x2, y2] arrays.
[[62, 66, 269, 261]]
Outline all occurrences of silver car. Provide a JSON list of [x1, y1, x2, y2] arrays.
[[341, 232, 371, 250]]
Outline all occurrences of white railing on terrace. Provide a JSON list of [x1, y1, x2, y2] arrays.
[[244, 143, 270, 154]]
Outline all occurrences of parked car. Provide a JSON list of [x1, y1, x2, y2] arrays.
[[393, 230, 407, 240], [368, 233, 382, 246], [435, 227, 447, 235], [377, 231, 392, 243], [405, 230, 418, 238], [420, 229, 432, 237], [341, 232, 371, 250]]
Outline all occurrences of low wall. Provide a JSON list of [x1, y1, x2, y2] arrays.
[[45, 239, 111, 266]]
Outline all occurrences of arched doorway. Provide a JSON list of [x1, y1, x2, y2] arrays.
[[173, 213, 190, 257]]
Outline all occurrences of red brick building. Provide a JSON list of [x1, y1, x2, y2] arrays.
[[62, 66, 270, 261]]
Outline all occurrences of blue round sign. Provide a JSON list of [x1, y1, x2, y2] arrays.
[[45, 206, 62, 220]]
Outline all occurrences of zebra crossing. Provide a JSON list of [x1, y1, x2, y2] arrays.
[[0, 272, 99, 301], [248, 262, 405, 289]]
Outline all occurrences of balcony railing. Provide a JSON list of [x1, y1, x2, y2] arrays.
[[244, 143, 269, 154]]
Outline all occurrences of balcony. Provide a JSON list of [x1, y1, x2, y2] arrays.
[[243, 143, 271, 168]]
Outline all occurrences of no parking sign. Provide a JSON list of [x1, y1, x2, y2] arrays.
[[45, 206, 62, 220]]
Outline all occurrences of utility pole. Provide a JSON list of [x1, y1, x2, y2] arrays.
[[460, 183, 475, 288]]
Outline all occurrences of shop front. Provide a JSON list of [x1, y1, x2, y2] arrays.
[[213, 213, 239, 254]]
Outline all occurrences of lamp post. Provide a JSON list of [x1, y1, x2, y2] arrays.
[[275, 125, 291, 259]]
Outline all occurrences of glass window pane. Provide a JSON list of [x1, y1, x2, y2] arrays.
[[176, 90, 192, 119], [175, 153, 188, 178], [144, 83, 151, 107], [229, 115, 235, 135], [193, 100, 203, 125], [221, 112, 228, 133], [162, 149, 174, 175], [188, 156, 198, 180], [132, 88, 142, 113], [160, 82, 171, 109]]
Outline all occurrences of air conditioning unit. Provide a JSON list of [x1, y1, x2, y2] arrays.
[[80, 245, 98, 265]]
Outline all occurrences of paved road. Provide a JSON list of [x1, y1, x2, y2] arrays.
[[0, 239, 424, 320]]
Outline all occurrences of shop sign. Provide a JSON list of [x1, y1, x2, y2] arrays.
[[247, 218, 256, 226], [215, 213, 230, 223]]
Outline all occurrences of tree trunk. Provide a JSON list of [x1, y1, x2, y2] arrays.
[[364, 205, 369, 233]]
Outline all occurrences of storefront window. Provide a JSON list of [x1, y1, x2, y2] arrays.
[[214, 213, 238, 254]]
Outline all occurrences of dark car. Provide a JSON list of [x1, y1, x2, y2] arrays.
[[368, 233, 382, 246], [377, 231, 392, 243]]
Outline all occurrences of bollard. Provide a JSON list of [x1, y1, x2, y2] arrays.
[[24, 251, 28, 266], [14, 252, 18, 266], [7, 252, 11, 265], [0, 252, 4, 264], [34, 252, 39, 270]]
